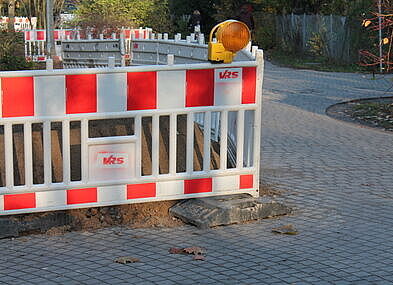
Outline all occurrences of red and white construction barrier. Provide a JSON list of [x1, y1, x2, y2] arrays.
[[0, 67, 256, 116], [23, 28, 152, 62], [24, 29, 47, 62], [0, 46, 263, 215], [0, 17, 37, 30]]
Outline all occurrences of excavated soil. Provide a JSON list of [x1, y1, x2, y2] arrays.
[[5, 183, 280, 237]]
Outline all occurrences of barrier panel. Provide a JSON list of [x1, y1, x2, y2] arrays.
[[0, 17, 37, 31], [0, 43, 264, 216], [24, 29, 47, 62], [23, 28, 151, 62], [62, 38, 126, 69]]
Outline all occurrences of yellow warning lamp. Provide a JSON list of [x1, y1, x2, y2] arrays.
[[208, 20, 251, 64]]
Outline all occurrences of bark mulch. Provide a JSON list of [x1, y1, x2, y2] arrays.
[[326, 97, 393, 132]]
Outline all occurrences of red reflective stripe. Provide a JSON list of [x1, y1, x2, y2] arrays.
[[127, 183, 156, 199], [67, 188, 97, 205], [25, 31, 30, 41], [66, 74, 97, 114], [53, 30, 59, 40], [186, 69, 214, 107], [1, 77, 34, 117], [127, 72, 157, 110], [4, 193, 36, 210], [242, 67, 256, 104], [134, 30, 140, 39], [124, 29, 131, 39], [36, 30, 45, 40], [240, 175, 253, 189], [184, 178, 212, 194]]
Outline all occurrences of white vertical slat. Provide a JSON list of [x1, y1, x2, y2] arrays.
[[62, 120, 70, 184], [24, 122, 33, 187], [98, 185, 126, 203], [214, 68, 242, 106], [43, 121, 51, 185], [220, 111, 228, 170], [244, 111, 254, 167], [28, 42, 32, 59], [135, 115, 142, 178], [4, 123, 13, 188], [203, 112, 211, 172], [36, 190, 66, 208], [152, 115, 159, 176], [34, 76, 65, 116], [157, 180, 184, 197], [212, 112, 220, 141], [253, 50, 264, 191], [213, 176, 239, 192], [169, 113, 177, 175], [157, 70, 186, 109], [0, 195, 4, 211], [186, 112, 194, 174], [236, 110, 245, 169], [97, 73, 127, 113], [81, 119, 88, 183]]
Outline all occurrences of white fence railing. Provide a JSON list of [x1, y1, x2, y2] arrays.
[[0, 38, 264, 216]]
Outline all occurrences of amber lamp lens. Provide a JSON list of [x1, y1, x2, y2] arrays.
[[217, 22, 250, 52]]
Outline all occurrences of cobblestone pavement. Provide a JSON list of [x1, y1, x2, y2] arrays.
[[1, 63, 393, 284]]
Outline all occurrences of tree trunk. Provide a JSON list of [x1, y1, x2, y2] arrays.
[[7, 0, 15, 32]]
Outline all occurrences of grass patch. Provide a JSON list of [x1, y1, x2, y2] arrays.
[[267, 50, 369, 73]]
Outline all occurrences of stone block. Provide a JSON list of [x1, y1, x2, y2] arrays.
[[169, 194, 291, 229]]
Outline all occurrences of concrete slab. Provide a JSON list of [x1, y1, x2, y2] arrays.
[[169, 194, 291, 229]]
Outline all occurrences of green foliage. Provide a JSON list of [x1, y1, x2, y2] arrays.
[[72, 0, 172, 33], [259, 0, 373, 16], [210, 0, 373, 17], [169, 0, 217, 34], [172, 15, 190, 37], [144, 1, 173, 33], [253, 12, 276, 50], [307, 32, 326, 57], [0, 31, 32, 71]]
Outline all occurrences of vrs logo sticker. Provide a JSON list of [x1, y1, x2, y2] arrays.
[[97, 152, 129, 168], [215, 68, 242, 83], [219, 70, 239, 79]]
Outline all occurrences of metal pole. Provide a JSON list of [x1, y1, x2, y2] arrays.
[[46, 0, 54, 58], [378, 0, 383, 72]]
